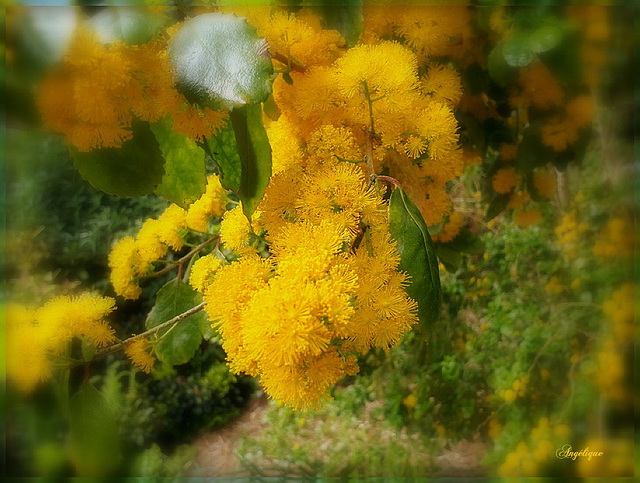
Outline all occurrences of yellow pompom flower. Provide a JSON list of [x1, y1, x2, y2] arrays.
[[421, 63, 463, 107], [220, 204, 263, 254], [514, 208, 542, 227], [533, 170, 557, 199], [189, 254, 222, 294], [432, 211, 464, 243], [156, 204, 187, 251], [492, 168, 519, 194], [185, 175, 229, 232], [508, 191, 531, 209], [518, 61, 564, 109], [108, 236, 147, 300], [125, 338, 155, 374]]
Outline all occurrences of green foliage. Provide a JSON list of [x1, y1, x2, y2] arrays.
[[151, 117, 207, 208], [202, 119, 243, 192], [6, 130, 165, 288], [88, 7, 169, 45], [229, 104, 273, 218], [67, 383, 121, 476], [70, 120, 166, 198], [120, 343, 254, 451], [388, 187, 441, 331], [168, 13, 274, 109], [145, 280, 206, 366]]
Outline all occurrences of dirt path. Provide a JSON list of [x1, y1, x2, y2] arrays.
[[191, 395, 270, 477], [192, 396, 485, 477]]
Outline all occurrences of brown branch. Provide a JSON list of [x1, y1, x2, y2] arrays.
[[376, 175, 402, 189], [153, 237, 217, 277]]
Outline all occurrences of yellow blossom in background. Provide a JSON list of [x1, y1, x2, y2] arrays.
[[555, 209, 588, 259], [125, 338, 155, 374], [500, 143, 518, 161], [492, 167, 519, 194], [592, 214, 634, 259], [6, 295, 116, 392], [507, 191, 530, 210], [432, 211, 465, 243], [602, 284, 634, 343], [514, 208, 542, 227], [544, 276, 564, 295], [518, 61, 564, 109], [403, 393, 418, 409], [220, 204, 263, 255], [533, 170, 556, 199], [596, 337, 628, 403]]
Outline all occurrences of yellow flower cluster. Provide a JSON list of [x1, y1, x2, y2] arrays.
[[541, 95, 595, 152], [362, 6, 476, 63], [262, 26, 463, 227], [533, 169, 556, 199], [602, 283, 634, 343], [513, 208, 542, 227], [199, 152, 418, 410], [499, 417, 570, 477], [554, 209, 588, 260], [577, 436, 633, 477], [6, 294, 116, 392], [517, 61, 564, 110], [109, 175, 228, 299], [592, 213, 634, 259], [37, 25, 226, 151], [498, 374, 529, 403], [492, 167, 519, 194], [124, 338, 155, 374], [234, 8, 345, 68], [432, 211, 465, 243]]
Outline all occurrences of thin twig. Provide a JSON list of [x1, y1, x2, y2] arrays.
[[376, 175, 402, 188], [71, 302, 206, 367], [153, 237, 217, 277]]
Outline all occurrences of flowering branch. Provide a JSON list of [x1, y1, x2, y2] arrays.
[[153, 237, 217, 277], [72, 302, 206, 367]]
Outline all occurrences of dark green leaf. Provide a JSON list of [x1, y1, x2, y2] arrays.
[[445, 228, 485, 254], [89, 7, 169, 45], [201, 119, 243, 192], [67, 383, 121, 476], [488, 41, 519, 87], [70, 120, 165, 197], [169, 13, 274, 108], [229, 104, 273, 219], [317, 0, 363, 47], [145, 280, 205, 366], [388, 187, 441, 331], [434, 244, 462, 272], [486, 193, 510, 221], [151, 117, 207, 208]]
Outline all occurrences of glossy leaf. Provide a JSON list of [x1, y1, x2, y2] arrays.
[[67, 383, 121, 476], [201, 119, 243, 192], [169, 13, 274, 109], [152, 118, 207, 208], [70, 120, 165, 197], [388, 187, 441, 331], [487, 41, 518, 87], [145, 280, 205, 366], [229, 104, 273, 219], [88, 7, 169, 45]]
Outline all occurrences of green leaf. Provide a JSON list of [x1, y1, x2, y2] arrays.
[[445, 228, 485, 254], [388, 187, 441, 331], [145, 280, 205, 366], [502, 30, 536, 67], [201, 119, 243, 192], [88, 7, 169, 45], [67, 383, 121, 476], [169, 13, 274, 109], [434, 244, 462, 272], [151, 118, 207, 208], [486, 193, 510, 221], [317, 0, 363, 47], [229, 104, 273, 219], [529, 22, 564, 54], [487, 41, 519, 87], [70, 120, 165, 197]]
